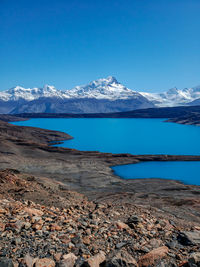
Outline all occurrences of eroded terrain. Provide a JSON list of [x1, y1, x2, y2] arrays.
[[0, 120, 200, 266]]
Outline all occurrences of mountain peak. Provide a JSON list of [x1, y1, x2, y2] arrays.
[[191, 85, 200, 92], [106, 76, 118, 84], [167, 87, 178, 94], [43, 85, 57, 92], [8, 86, 26, 92], [65, 76, 141, 100], [87, 76, 119, 88]]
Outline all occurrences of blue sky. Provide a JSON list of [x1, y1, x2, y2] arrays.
[[0, 0, 200, 92]]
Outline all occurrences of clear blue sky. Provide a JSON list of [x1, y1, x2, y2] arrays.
[[0, 0, 200, 92]]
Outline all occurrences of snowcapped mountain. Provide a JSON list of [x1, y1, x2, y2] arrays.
[[140, 85, 200, 107], [1, 77, 200, 114], [0, 85, 70, 101], [0, 76, 148, 101], [65, 76, 143, 100], [0, 77, 154, 114]]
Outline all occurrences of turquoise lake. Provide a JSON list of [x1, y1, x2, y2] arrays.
[[12, 118, 200, 185], [112, 161, 200, 185]]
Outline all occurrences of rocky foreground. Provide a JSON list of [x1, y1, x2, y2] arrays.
[[0, 169, 200, 267], [0, 120, 200, 266]]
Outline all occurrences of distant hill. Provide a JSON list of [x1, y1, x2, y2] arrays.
[[12, 104, 200, 118]]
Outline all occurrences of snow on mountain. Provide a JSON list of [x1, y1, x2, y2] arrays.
[[0, 85, 70, 101], [0, 77, 145, 102], [140, 86, 200, 107], [0, 77, 156, 114], [65, 76, 142, 100], [1, 77, 200, 109]]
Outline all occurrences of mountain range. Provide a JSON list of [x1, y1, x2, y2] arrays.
[[0, 76, 200, 114]]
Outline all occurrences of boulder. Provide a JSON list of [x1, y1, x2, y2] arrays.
[[85, 251, 106, 267], [148, 239, 163, 249], [0, 222, 5, 231], [54, 253, 62, 262], [104, 250, 138, 267], [178, 231, 200, 246], [188, 252, 200, 266], [127, 215, 140, 224], [24, 254, 38, 267], [57, 253, 77, 267], [138, 246, 169, 267], [35, 258, 55, 267], [116, 221, 129, 230], [24, 207, 44, 217]]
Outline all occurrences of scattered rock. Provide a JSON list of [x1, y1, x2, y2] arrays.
[[138, 246, 169, 267], [116, 221, 129, 230], [104, 250, 138, 267], [9, 220, 24, 232], [24, 254, 37, 267], [126, 215, 140, 228], [85, 251, 106, 267], [148, 239, 163, 249], [166, 240, 178, 249], [188, 252, 200, 265], [54, 253, 62, 262], [115, 242, 127, 249], [178, 231, 200, 246], [24, 207, 44, 217], [127, 215, 140, 224], [58, 253, 77, 267], [0, 258, 14, 267], [0, 169, 199, 267], [35, 258, 55, 267], [50, 224, 62, 231], [0, 222, 5, 231]]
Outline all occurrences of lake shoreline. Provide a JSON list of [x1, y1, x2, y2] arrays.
[[112, 161, 200, 186], [0, 119, 200, 225], [3, 104, 200, 126]]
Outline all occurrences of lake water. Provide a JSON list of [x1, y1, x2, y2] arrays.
[[112, 161, 200, 185], [12, 118, 200, 185]]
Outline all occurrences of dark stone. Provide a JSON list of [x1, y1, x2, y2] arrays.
[[126, 215, 140, 228], [188, 252, 200, 267], [0, 258, 14, 267], [71, 236, 81, 244], [169, 220, 176, 227], [181, 263, 197, 267], [102, 251, 137, 267], [115, 242, 127, 249], [166, 240, 179, 249], [178, 231, 200, 246]]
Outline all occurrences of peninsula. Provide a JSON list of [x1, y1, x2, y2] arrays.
[[0, 118, 200, 266]]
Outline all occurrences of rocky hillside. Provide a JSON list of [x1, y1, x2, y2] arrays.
[[0, 120, 200, 266], [12, 105, 200, 126], [0, 169, 200, 267]]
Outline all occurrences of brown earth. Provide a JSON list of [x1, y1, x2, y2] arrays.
[[0, 120, 200, 266], [0, 169, 200, 267], [0, 120, 200, 224]]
